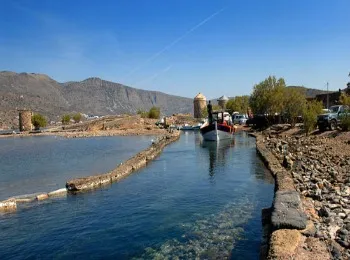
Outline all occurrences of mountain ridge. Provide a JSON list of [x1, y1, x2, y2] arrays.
[[0, 71, 336, 129], [287, 85, 333, 98], [0, 71, 193, 128]]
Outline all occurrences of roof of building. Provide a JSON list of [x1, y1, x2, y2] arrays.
[[194, 93, 206, 100], [217, 95, 229, 101]]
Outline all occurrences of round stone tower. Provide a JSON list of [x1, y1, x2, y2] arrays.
[[217, 95, 229, 110], [193, 93, 207, 118], [18, 110, 33, 132]]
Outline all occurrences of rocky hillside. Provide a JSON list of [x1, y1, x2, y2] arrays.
[[0, 71, 193, 128], [287, 86, 332, 98]]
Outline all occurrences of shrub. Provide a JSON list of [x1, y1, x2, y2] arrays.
[[73, 113, 82, 123], [340, 113, 350, 131], [226, 96, 250, 114], [340, 93, 350, 106], [201, 104, 222, 118], [31, 114, 47, 130], [61, 114, 71, 125], [283, 88, 306, 127], [148, 107, 160, 119], [137, 109, 148, 118], [302, 100, 323, 135]]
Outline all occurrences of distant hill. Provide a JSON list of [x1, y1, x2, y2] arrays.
[[0, 71, 193, 128], [287, 86, 333, 98], [210, 86, 332, 103]]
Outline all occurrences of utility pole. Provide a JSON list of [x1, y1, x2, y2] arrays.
[[326, 82, 329, 109]]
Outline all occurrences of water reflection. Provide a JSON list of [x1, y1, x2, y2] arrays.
[[200, 138, 235, 178]]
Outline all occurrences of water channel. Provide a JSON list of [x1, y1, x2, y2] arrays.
[[0, 132, 274, 259]]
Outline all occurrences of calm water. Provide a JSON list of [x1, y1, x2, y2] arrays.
[[0, 132, 274, 259], [0, 135, 153, 200]]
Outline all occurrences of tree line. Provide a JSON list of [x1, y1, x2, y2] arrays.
[[31, 112, 83, 130], [229, 75, 350, 133]]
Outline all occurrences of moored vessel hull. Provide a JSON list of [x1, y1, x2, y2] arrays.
[[200, 122, 234, 141]]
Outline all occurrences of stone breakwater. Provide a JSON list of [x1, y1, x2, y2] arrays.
[[0, 189, 67, 212], [66, 131, 180, 192], [256, 131, 350, 259]]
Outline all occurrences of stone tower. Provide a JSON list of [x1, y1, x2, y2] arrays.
[[217, 95, 229, 110], [18, 110, 33, 132], [193, 93, 207, 118]]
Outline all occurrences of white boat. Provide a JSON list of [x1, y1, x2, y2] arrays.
[[179, 124, 194, 130], [192, 123, 202, 130], [179, 123, 202, 131], [200, 111, 236, 141]]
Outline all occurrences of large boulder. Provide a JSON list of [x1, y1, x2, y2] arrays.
[[271, 190, 308, 230]]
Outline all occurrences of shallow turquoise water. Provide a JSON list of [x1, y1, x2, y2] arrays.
[[0, 132, 274, 259], [0, 135, 153, 200]]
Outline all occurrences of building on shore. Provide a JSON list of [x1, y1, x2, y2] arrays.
[[313, 85, 350, 108], [217, 95, 229, 110], [18, 109, 33, 132], [193, 93, 207, 118]]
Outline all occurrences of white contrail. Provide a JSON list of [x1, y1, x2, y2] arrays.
[[123, 7, 226, 80], [134, 65, 172, 87]]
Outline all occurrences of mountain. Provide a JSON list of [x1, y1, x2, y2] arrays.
[[0, 71, 193, 128], [210, 86, 332, 104], [287, 86, 333, 98]]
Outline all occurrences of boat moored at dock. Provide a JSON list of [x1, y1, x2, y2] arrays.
[[200, 111, 236, 141]]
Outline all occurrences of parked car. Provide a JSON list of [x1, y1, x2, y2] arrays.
[[317, 105, 350, 131], [233, 114, 248, 125]]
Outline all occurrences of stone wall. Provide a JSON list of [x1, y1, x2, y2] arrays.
[[253, 133, 331, 259]]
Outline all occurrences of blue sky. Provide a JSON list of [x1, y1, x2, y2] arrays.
[[0, 0, 349, 99]]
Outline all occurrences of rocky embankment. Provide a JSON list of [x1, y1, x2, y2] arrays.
[[260, 129, 350, 259]]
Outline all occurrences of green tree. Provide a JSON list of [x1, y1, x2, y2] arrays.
[[340, 92, 350, 106], [31, 114, 47, 130], [61, 114, 71, 125], [201, 104, 221, 118], [73, 113, 82, 123], [148, 107, 160, 119], [283, 88, 306, 127], [302, 100, 323, 135], [249, 76, 286, 115], [339, 93, 350, 131], [226, 96, 250, 114], [340, 113, 350, 131]]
